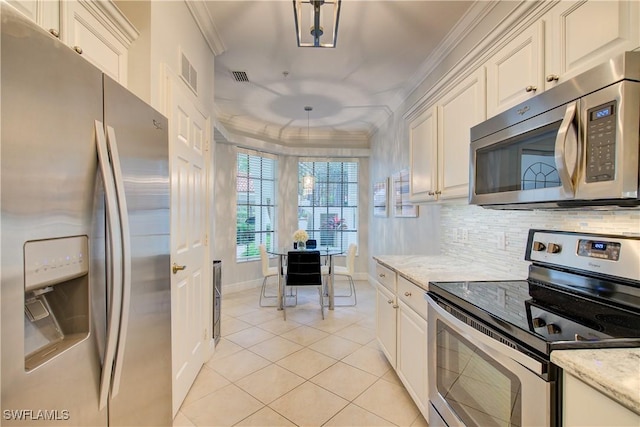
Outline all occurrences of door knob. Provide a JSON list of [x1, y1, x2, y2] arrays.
[[172, 263, 187, 274]]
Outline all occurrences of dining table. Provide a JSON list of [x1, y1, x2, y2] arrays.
[[267, 247, 345, 311]]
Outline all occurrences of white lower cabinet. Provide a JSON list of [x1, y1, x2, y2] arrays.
[[397, 300, 428, 420], [375, 264, 429, 422], [563, 372, 640, 426], [376, 283, 397, 368]]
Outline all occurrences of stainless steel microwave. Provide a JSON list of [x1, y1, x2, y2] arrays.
[[470, 52, 640, 209]]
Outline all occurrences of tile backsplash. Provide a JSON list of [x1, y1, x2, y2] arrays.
[[440, 205, 640, 278]]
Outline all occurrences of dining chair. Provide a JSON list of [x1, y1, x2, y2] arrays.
[[305, 239, 317, 249], [259, 244, 279, 306], [283, 250, 324, 320], [324, 243, 357, 306]]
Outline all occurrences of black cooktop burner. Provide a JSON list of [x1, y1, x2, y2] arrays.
[[428, 278, 640, 358]]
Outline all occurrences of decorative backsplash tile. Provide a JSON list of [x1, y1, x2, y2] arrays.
[[440, 205, 640, 278]]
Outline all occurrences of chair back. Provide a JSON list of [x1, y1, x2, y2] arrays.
[[305, 239, 317, 249], [259, 244, 270, 276], [345, 243, 357, 274], [286, 251, 322, 287]]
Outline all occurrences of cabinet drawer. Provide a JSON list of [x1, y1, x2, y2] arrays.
[[398, 275, 427, 320], [375, 263, 396, 292]]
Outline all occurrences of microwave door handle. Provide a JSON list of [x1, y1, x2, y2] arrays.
[[554, 101, 578, 195]]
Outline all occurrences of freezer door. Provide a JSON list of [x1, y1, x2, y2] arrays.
[[103, 76, 172, 426], [1, 4, 107, 426]]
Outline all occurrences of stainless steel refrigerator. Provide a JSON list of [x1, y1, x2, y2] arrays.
[[1, 4, 172, 425]]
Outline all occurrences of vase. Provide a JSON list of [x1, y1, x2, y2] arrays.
[[297, 240, 306, 250]]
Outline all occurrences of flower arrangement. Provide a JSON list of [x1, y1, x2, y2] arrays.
[[293, 229, 309, 242]]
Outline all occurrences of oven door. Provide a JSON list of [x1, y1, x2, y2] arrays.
[[427, 294, 556, 427], [470, 100, 578, 208]]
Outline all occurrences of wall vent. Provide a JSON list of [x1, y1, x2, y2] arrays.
[[232, 71, 249, 82], [181, 52, 198, 94]]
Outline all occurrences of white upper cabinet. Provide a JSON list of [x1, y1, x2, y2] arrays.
[[544, 0, 640, 88], [437, 68, 486, 201], [407, 68, 485, 203], [409, 106, 438, 202], [7, 0, 137, 86], [486, 22, 545, 118]]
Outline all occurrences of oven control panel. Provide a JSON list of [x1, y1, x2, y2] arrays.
[[526, 230, 639, 281], [577, 239, 621, 261]]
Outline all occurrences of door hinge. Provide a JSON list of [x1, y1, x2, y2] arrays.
[[204, 234, 208, 246], [205, 140, 210, 153]]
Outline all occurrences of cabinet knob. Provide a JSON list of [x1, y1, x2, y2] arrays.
[[428, 191, 435, 196], [546, 74, 559, 82], [379, 273, 385, 278], [387, 299, 393, 304], [525, 85, 537, 93], [73, 46, 83, 55], [404, 291, 412, 297], [435, 190, 442, 195], [392, 304, 399, 309], [49, 29, 60, 38]]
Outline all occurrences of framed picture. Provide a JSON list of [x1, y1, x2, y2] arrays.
[[393, 169, 418, 218], [373, 178, 388, 217]]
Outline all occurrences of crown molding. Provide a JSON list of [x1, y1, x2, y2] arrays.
[[185, 0, 226, 56]]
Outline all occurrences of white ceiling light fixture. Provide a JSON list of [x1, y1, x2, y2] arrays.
[[293, 0, 342, 48]]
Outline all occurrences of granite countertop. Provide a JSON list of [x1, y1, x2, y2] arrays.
[[373, 255, 640, 414], [552, 348, 640, 414], [373, 254, 522, 291]]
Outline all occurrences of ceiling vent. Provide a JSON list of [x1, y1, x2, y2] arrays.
[[232, 71, 249, 82], [181, 52, 198, 94]]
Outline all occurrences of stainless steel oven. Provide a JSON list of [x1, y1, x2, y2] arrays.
[[427, 229, 640, 427], [470, 52, 640, 209]]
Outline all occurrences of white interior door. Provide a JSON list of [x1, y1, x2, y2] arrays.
[[167, 72, 209, 416]]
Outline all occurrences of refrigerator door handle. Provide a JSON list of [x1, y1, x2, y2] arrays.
[[95, 121, 124, 410], [105, 125, 132, 398]]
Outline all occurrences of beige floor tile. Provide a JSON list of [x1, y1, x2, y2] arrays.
[[205, 338, 244, 365], [335, 323, 376, 345], [342, 345, 392, 377], [353, 379, 420, 426], [212, 349, 271, 382], [225, 326, 276, 348], [257, 317, 302, 335], [235, 364, 305, 404], [248, 336, 304, 362], [181, 365, 231, 407], [308, 334, 362, 360], [221, 317, 253, 335], [324, 403, 396, 427], [234, 407, 296, 426], [172, 411, 196, 427], [306, 315, 354, 334], [276, 347, 337, 379], [224, 303, 261, 318], [269, 381, 349, 426], [280, 325, 329, 346], [235, 307, 281, 326], [310, 361, 378, 401], [181, 384, 263, 427], [380, 367, 404, 387], [411, 413, 429, 427]]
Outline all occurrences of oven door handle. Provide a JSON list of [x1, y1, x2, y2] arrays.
[[427, 295, 546, 377], [554, 101, 578, 197]]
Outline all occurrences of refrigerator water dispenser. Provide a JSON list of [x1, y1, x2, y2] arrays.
[[23, 236, 90, 371]]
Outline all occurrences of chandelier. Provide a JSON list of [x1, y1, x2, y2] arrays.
[[293, 0, 342, 48]]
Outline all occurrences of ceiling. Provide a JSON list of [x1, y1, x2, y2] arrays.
[[202, 1, 474, 146]]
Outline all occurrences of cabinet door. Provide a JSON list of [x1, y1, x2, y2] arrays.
[[409, 106, 438, 202], [437, 68, 486, 200], [62, 0, 130, 85], [397, 301, 429, 421], [486, 22, 544, 117], [376, 283, 397, 368], [7, 0, 60, 35], [563, 373, 640, 426], [545, 0, 640, 88]]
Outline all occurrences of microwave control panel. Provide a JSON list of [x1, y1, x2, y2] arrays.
[[585, 101, 617, 183]]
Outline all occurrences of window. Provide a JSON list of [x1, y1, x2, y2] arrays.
[[298, 160, 358, 251], [236, 149, 276, 261]]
